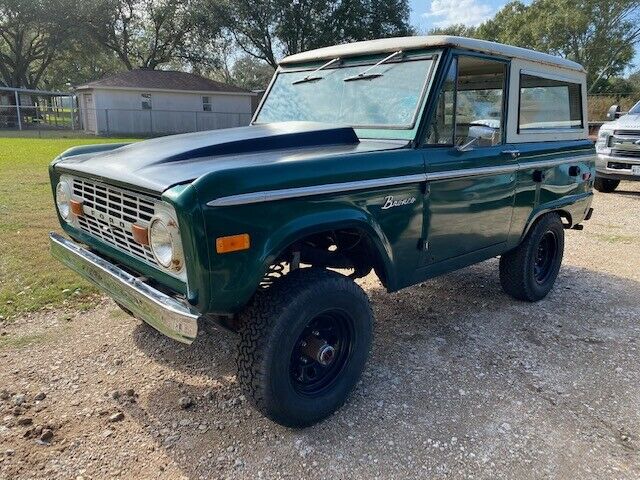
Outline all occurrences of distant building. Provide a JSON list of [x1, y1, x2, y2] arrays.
[[75, 70, 257, 135]]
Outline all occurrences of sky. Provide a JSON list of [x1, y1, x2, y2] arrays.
[[408, 0, 639, 72], [409, 0, 507, 33]]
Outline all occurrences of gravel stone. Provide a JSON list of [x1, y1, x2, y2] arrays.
[[0, 188, 639, 479], [108, 412, 125, 423], [39, 429, 54, 442]]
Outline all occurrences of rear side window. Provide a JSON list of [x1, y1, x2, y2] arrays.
[[519, 74, 583, 131]]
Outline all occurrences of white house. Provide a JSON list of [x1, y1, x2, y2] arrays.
[[75, 70, 257, 135]]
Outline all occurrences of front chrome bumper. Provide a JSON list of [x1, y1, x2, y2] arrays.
[[596, 154, 640, 181], [49, 232, 199, 344]]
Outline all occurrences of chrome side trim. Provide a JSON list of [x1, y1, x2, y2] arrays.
[[207, 154, 595, 207], [50, 232, 199, 344], [428, 164, 517, 181], [208, 173, 427, 207], [518, 153, 595, 170]]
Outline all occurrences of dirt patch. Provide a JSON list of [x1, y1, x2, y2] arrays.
[[1, 183, 639, 479]]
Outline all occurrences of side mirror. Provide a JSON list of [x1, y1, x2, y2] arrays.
[[606, 105, 626, 121]]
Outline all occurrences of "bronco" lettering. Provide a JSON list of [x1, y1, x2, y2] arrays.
[[382, 195, 417, 210]]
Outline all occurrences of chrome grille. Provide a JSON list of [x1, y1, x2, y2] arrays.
[[69, 176, 160, 267], [611, 149, 640, 159]]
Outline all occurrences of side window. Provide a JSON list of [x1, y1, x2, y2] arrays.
[[141, 93, 152, 110], [519, 74, 583, 131], [426, 55, 507, 148]]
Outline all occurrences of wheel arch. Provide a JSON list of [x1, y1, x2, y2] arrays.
[[522, 208, 569, 239], [260, 208, 396, 289]]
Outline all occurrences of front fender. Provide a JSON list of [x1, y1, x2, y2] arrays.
[[202, 201, 395, 314], [51, 143, 130, 165]]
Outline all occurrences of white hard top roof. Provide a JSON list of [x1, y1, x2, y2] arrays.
[[280, 36, 585, 73]]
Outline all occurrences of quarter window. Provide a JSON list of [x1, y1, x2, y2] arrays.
[[141, 93, 152, 110], [202, 96, 212, 112], [519, 74, 583, 131]]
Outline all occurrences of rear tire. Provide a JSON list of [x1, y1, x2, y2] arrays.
[[594, 177, 620, 193], [499, 213, 564, 302], [237, 268, 373, 428]]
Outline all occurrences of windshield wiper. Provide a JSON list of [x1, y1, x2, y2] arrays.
[[343, 50, 403, 82], [292, 57, 341, 85]]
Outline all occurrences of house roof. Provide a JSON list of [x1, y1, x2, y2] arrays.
[[75, 70, 253, 95], [280, 36, 585, 73]]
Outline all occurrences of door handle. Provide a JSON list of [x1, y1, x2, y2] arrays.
[[501, 149, 521, 159]]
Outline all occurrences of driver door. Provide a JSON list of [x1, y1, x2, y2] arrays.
[[420, 54, 517, 267]]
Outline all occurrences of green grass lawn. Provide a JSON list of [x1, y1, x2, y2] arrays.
[[0, 136, 137, 320]]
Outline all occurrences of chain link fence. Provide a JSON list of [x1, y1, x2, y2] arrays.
[[83, 108, 253, 136]]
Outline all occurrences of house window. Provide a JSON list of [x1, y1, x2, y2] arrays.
[[202, 96, 212, 112], [141, 93, 152, 110], [519, 74, 583, 131]]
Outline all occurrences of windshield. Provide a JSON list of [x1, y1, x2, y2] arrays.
[[630, 101, 640, 114], [255, 56, 435, 129]]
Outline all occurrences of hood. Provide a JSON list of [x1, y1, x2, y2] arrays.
[[53, 122, 406, 193], [602, 113, 640, 131]]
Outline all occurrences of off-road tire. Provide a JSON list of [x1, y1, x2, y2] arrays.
[[499, 213, 565, 302], [237, 268, 373, 428], [594, 177, 620, 193]]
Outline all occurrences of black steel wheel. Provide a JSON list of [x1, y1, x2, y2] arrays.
[[290, 310, 354, 396], [237, 268, 373, 428], [500, 213, 565, 302], [533, 231, 558, 285]]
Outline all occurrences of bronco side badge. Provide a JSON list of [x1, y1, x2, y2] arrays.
[[382, 195, 417, 210]]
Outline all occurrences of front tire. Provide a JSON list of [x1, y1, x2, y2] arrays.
[[594, 177, 620, 193], [237, 268, 373, 428], [499, 213, 565, 302]]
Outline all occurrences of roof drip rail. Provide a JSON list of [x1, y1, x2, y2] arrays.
[[292, 57, 341, 85]]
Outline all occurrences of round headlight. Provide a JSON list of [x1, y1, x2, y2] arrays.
[[149, 218, 175, 269], [56, 181, 71, 220]]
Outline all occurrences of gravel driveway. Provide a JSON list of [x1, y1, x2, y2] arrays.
[[1, 183, 639, 480]]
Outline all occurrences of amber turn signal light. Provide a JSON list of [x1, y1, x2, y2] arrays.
[[216, 234, 250, 254], [132, 224, 150, 246], [70, 199, 84, 217]]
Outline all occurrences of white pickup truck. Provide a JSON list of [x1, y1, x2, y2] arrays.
[[595, 101, 640, 192]]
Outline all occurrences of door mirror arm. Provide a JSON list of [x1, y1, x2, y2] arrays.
[[455, 137, 479, 153]]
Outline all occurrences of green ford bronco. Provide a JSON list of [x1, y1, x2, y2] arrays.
[[49, 36, 595, 427]]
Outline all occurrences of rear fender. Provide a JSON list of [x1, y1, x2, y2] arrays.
[[521, 192, 594, 239]]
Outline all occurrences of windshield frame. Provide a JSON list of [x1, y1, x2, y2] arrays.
[[252, 50, 441, 138], [629, 101, 640, 115]]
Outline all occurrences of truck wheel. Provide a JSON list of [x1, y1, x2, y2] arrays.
[[499, 213, 564, 302], [594, 177, 620, 193], [237, 268, 373, 428]]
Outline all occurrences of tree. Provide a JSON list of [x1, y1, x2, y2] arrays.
[[230, 55, 274, 90], [216, 0, 413, 69], [429, 0, 640, 91], [42, 36, 125, 90], [82, 0, 223, 71], [428, 24, 478, 37], [0, 0, 77, 88], [629, 70, 640, 90], [474, 0, 640, 91]]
